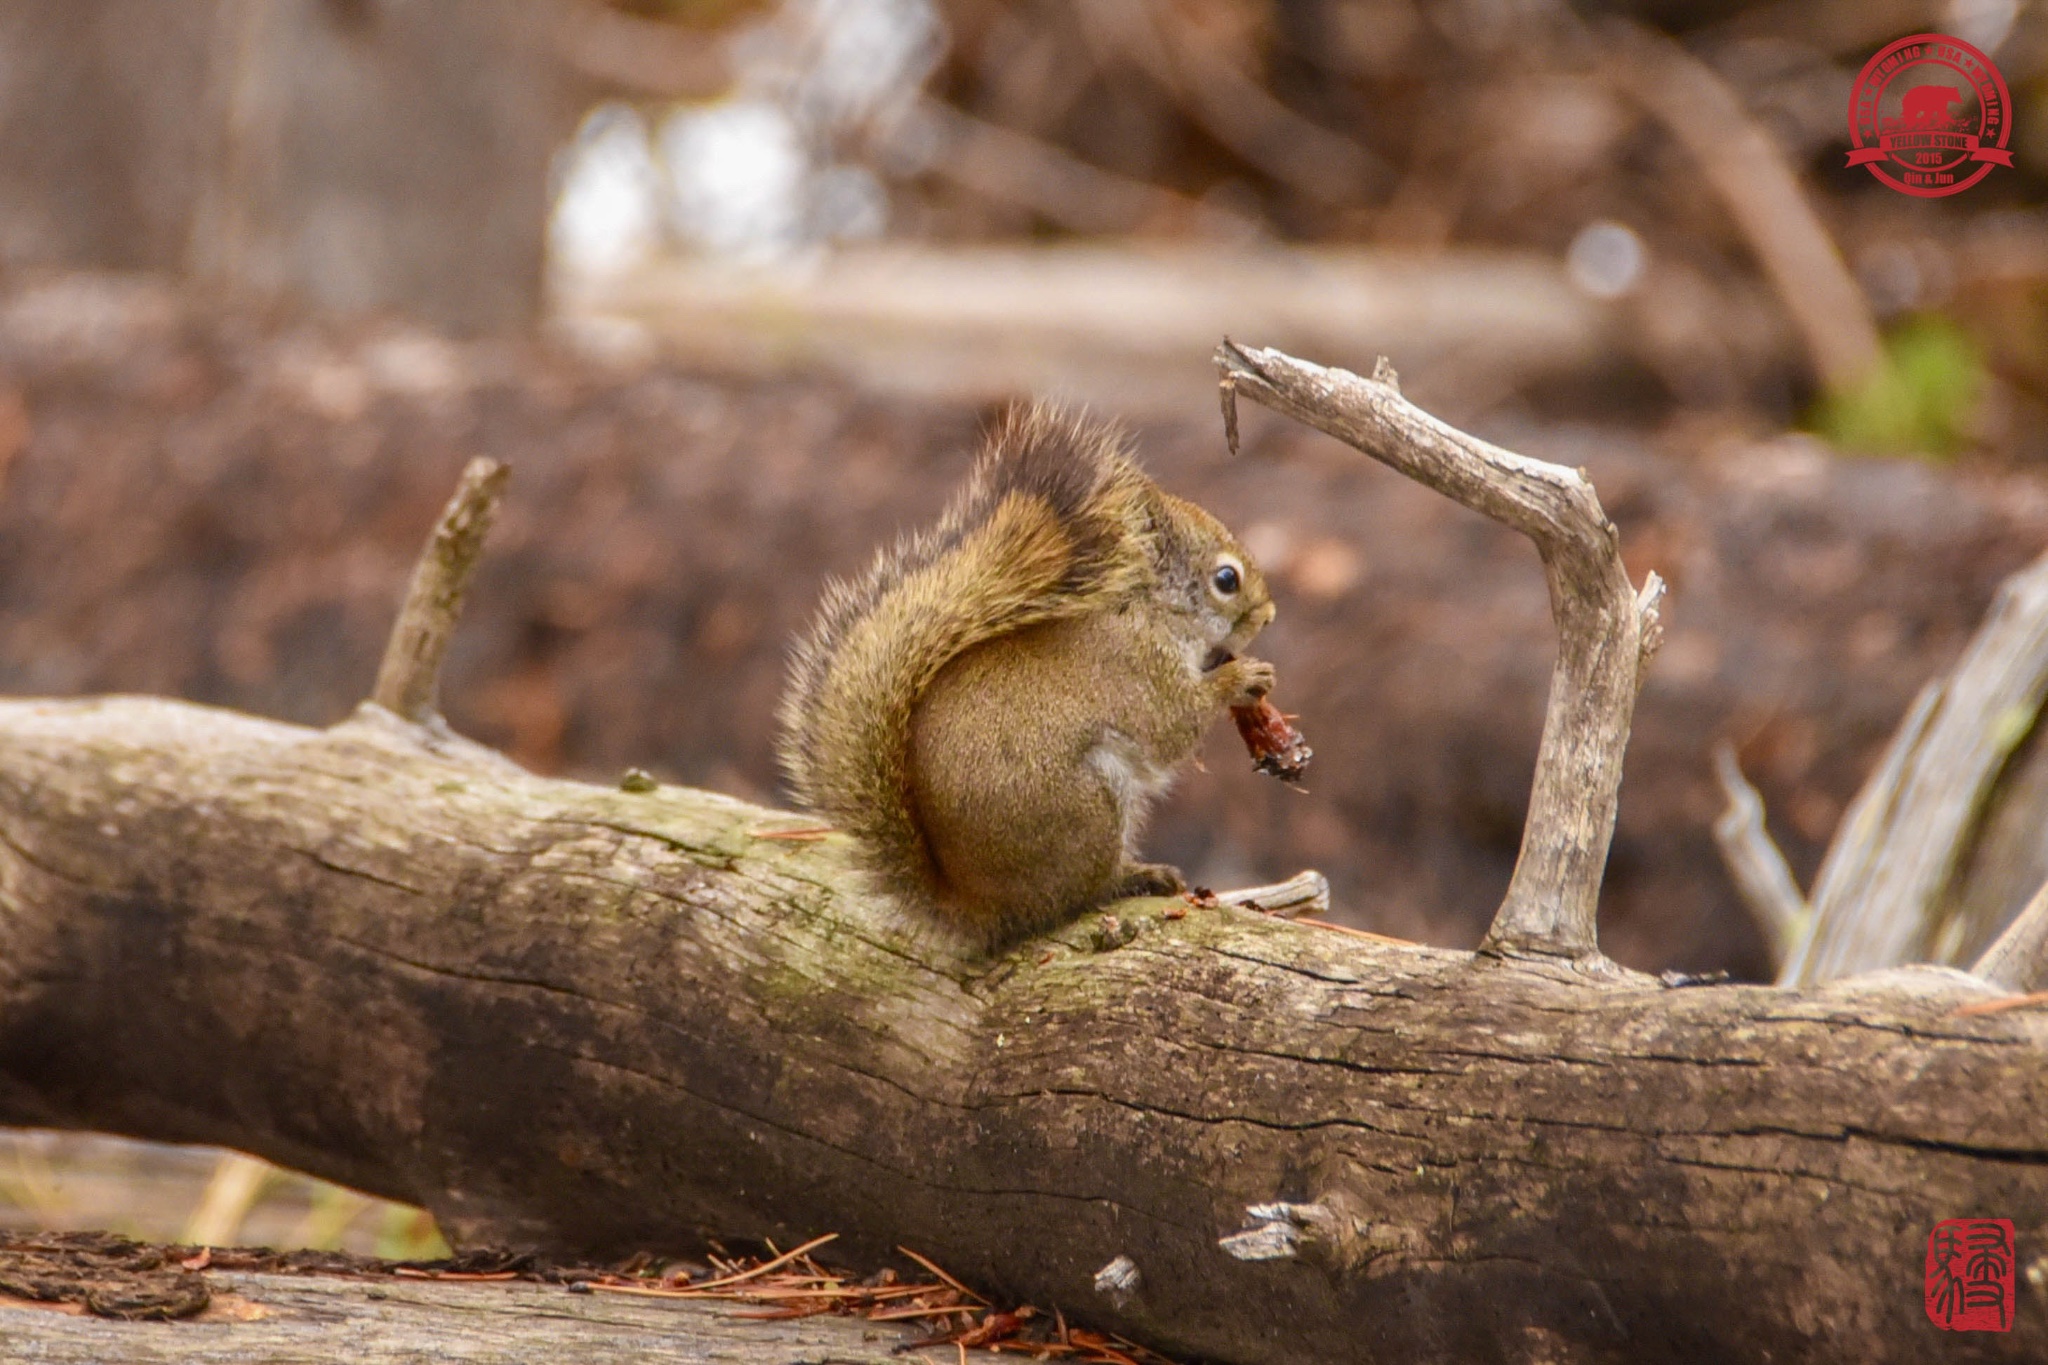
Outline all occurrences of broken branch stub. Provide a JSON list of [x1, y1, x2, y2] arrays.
[[1216, 341, 1662, 965], [370, 457, 508, 723]]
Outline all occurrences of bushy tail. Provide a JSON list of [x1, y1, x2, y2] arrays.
[[776, 404, 1157, 907]]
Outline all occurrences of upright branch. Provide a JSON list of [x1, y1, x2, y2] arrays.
[[369, 457, 508, 723], [1217, 341, 1663, 966]]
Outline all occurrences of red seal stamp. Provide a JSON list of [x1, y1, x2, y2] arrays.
[[1925, 1218, 2016, 1332], [1847, 33, 2013, 197]]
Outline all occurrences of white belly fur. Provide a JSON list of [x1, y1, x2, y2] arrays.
[[1086, 732, 1178, 856]]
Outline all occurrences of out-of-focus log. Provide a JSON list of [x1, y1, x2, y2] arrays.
[[0, 0, 582, 330]]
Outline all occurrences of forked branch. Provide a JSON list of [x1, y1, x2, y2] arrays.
[[1216, 341, 1662, 965]]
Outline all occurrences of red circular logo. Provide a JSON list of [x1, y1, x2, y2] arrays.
[[1847, 33, 2013, 197]]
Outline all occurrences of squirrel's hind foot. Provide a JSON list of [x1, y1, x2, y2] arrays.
[[1107, 862, 1188, 901]]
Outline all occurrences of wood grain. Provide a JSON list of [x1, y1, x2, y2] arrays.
[[1, 696, 2044, 1362]]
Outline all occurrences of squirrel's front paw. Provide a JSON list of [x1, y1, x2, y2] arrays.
[[1213, 656, 1276, 706]]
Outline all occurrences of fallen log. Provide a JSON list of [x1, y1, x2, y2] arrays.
[[4, 694, 2046, 1362], [1, 1261, 930, 1364], [5, 345, 2047, 1362]]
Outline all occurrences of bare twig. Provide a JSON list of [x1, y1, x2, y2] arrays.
[[370, 458, 508, 723], [1973, 878, 2048, 993], [1787, 548, 2048, 985], [1952, 988, 2048, 1018], [1213, 869, 1329, 917], [1607, 20, 1883, 392], [1216, 342, 1661, 967], [1709, 741, 1810, 971]]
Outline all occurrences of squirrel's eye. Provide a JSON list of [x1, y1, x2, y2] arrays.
[[1212, 564, 1241, 596]]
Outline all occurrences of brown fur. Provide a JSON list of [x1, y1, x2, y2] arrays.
[[777, 403, 1274, 946]]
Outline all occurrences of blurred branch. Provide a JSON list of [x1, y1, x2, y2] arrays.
[[1072, 0, 1383, 206], [1710, 741, 1810, 972], [558, 1, 731, 99], [181, 1153, 271, 1249], [1607, 20, 1883, 393], [1786, 548, 2048, 985], [1707, 0, 1943, 58], [916, 97, 1251, 237]]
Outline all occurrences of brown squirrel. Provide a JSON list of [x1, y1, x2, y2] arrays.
[[777, 404, 1278, 948]]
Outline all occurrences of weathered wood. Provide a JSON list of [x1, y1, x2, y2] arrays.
[[14, 275, 2045, 981], [1216, 343, 1663, 966], [1787, 549, 2048, 985], [1, 1269, 926, 1364], [2, 695, 2045, 1363]]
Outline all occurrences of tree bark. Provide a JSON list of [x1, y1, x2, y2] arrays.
[[2, 696, 2045, 1363]]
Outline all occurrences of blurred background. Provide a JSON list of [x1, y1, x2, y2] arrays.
[[1, 0, 2044, 1258]]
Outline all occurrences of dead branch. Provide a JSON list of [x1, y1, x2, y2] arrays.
[[1710, 741, 1810, 972], [369, 456, 507, 724], [1212, 868, 1329, 916], [557, 0, 730, 100], [1215, 341, 1662, 966], [1786, 548, 2048, 985]]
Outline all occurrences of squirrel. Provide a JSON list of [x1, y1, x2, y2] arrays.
[[777, 403, 1278, 948]]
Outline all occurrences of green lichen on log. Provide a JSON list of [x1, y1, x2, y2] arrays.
[[2, 696, 2046, 1363]]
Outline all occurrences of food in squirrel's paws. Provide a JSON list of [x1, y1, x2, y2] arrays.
[[1232, 697, 1312, 785]]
